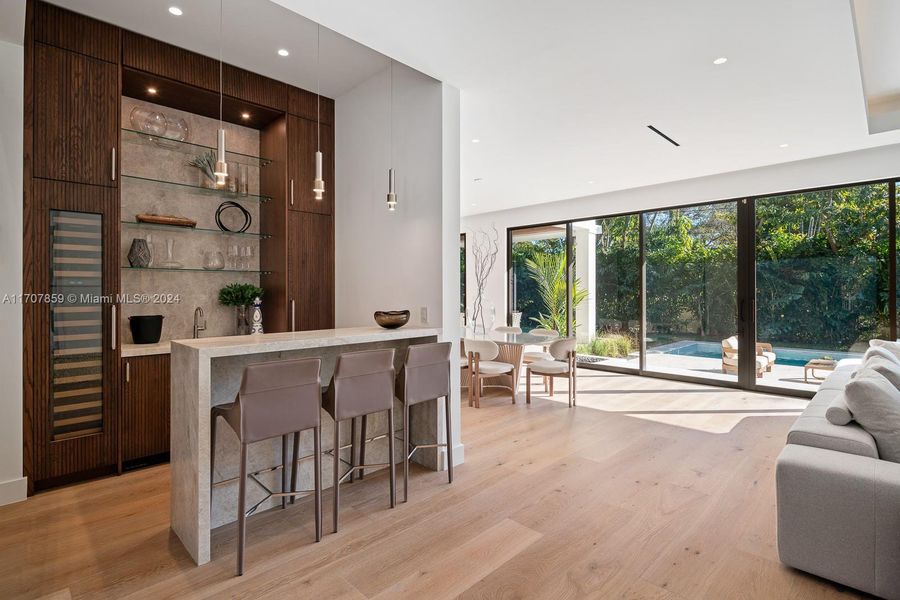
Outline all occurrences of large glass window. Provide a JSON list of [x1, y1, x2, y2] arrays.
[[643, 203, 738, 381], [510, 224, 568, 333], [572, 216, 640, 369], [755, 183, 890, 392]]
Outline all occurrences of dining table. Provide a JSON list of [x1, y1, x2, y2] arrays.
[[461, 328, 561, 399]]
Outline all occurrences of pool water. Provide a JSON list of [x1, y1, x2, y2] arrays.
[[651, 341, 860, 367]]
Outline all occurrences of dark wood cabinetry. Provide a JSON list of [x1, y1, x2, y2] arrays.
[[287, 115, 334, 215], [32, 43, 119, 187], [121, 355, 170, 465], [288, 212, 335, 331], [24, 0, 336, 491]]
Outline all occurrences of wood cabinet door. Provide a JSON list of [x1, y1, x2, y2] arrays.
[[287, 211, 334, 331], [287, 115, 333, 215], [31, 180, 120, 489], [122, 355, 170, 464], [33, 43, 118, 187]]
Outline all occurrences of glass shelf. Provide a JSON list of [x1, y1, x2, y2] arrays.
[[121, 174, 271, 203], [121, 128, 272, 168], [122, 266, 271, 275], [122, 220, 270, 239]]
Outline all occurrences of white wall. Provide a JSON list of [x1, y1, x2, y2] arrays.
[[335, 64, 464, 468], [335, 63, 443, 328], [462, 142, 900, 327], [0, 39, 26, 505]]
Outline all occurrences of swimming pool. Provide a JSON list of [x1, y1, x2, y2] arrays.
[[650, 340, 861, 367]]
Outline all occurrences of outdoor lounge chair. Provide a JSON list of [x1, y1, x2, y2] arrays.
[[721, 335, 775, 378]]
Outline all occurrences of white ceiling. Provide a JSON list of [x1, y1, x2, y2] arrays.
[[273, 0, 900, 216], [43, 0, 389, 98], [851, 0, 900, 133]]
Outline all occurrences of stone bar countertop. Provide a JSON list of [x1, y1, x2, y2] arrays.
[[169, 325, 443, 566]]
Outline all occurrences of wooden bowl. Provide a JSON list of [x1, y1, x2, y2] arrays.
[[374, 310, 410, 329]]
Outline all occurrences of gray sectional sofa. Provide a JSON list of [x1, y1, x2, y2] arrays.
[[777, 359, 900, 599]]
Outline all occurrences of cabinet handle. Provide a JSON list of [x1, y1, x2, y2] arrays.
[[290, 179, 294, 206], [111, 147, 116, 181], [111, 305, 117, 350], [291, 299, 296, 331], [125, 361, 130, 383]]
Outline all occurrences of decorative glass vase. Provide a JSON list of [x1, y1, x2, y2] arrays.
[[235, 306, 250, 335]]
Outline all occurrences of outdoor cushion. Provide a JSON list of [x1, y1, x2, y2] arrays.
[[474, 360, 514, 375], [528, 359, 570, 374], [825, 393, 853, 426], [761, 351, 777, 363], [844, 368, 900, 463]]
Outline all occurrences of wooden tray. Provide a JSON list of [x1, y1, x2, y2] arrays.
[[135, 214, 197, 228]]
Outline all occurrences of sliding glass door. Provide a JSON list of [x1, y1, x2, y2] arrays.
[[509, 224, 569, 334], [753, 182, 890, 392], [643, 203, 738, 382], [571, 217, 640, 369]]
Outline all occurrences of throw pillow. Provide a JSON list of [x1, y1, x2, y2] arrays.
[[844, 367, 900, 463], [868, 339, 900, 363], [864, 356, 900, 390], [825, 393, 853, 426]]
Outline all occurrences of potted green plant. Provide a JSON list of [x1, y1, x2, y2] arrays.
[[218, 283, 264, 335]]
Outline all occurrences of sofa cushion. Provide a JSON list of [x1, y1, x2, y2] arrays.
[[862, 356, 900, 390], [844, 368, 900, 463], [826, 393, 853, 426], [787, 416, 878, 458], [869, 339, 900, 363]]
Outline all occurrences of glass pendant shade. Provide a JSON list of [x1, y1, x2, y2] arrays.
[[313, 150, 325, 200], [386, 167, 397, 211]]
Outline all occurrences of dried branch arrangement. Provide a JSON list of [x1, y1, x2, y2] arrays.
[[469, 225, 499, 332]]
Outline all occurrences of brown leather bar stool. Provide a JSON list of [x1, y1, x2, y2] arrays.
[[323, 348, 396, 533], [210, 357, 323, 576], [394, 341, 454, 502]]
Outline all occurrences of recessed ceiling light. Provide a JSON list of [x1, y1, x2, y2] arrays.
[[277, 49, 289, 57], [471, 139, 480, 143], [241, 112, 251, 120], [147, 87, 157, 95], [168, 6, 183, 16], [713, 57, 728, 65], [471, 203, 477, 206], [473, 178, 483, 182], [587, 180, 595, 184], [779, 143, 789, 148]]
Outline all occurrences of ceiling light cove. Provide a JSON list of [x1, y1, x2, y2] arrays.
[[168, 6, 183, 16], [713, 57, 728, 65], [277, 49, 290, 57]]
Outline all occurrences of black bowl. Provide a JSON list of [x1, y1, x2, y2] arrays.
[[374, 310, 410, 329], [129, 315, 164, 344]]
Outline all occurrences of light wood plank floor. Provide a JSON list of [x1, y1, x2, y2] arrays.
[[0, 370, 867, 599]]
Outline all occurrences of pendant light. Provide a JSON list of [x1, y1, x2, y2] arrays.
[[312, 24, 325, 200], [213, 0, 228, 186], [386, 59, 397, 211]]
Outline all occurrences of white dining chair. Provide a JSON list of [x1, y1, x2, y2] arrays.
[[464, 338, 516, 408], [523, 328, 559, 390], [526, 337, 578, 407]]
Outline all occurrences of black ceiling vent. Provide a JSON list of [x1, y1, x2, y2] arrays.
[[647, 125, 680, 147]]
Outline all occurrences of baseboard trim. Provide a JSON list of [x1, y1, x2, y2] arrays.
[[0, 476, 27, 506]]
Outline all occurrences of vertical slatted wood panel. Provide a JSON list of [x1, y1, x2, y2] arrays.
[[289, 212, 334, 330], [122, 32, 219, 93], [122, 355, 170, 462], [33, 43, 118, 187], [33, 0, 119, 63], [33, 180, 119, 487], [224, 65, 288, 112], [288, 87, 334, 125]]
